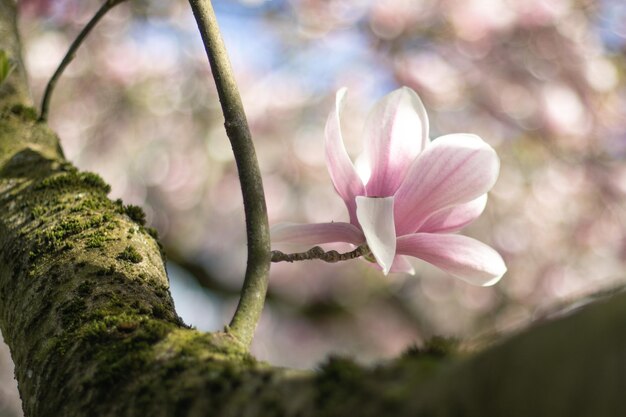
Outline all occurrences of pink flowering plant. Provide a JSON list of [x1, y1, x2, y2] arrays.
[[273, 87, 506, 286]]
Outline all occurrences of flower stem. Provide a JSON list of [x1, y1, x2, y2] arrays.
[[188, 0, 270, 348], [271, 245, 370, 263], [39, 0, 127, 121]]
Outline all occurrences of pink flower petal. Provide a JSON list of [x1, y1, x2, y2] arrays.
[[271, 222, 365, 246], [364, 87, 429, 197], [394, 134, 500, 235], [418, 194, 488, 233], [396, 233, 506, 286], [325, 88, 365, 225], [390, 255, 416, 275], [356, 196, 397, 275]]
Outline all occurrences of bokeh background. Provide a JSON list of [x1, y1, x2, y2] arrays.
[[1, 0, 625, 414]]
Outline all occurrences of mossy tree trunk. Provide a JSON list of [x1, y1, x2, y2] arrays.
[[1, 2, 625, 416]]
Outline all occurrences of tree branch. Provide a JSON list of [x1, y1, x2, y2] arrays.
[[39, 0, 127, 121], [187, 0, 270, 348], [271, 244, 370, 263]]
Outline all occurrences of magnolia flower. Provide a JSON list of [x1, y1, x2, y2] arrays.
[[273, 87, 506, 286]]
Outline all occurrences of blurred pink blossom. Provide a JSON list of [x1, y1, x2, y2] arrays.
[[273, 87, 506, 285]]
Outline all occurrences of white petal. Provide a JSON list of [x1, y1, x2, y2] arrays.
[[364, 87, 429, 197], [356, 196, 397, 275]]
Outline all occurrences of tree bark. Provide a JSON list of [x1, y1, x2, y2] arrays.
[[1, 2, 625, 416]]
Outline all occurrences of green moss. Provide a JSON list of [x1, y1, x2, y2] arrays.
[[155, 330, 251, 365], [42, 309, 175, 399], [59, 298, 87, 328], [94, 265, 117, 277], [34, 171, 111, 194], [118, 245, 143, 264], [58, 218, 86, 234], [80, 172, 111, 193], [40, 228, 73, 252], [85, 230, 108, 249], [402, 336, 459, 359], [31, 205, 45, 219], [9, 104, 38, 121], [50, 295, 176, 357], [152, 304, 167, 319], [123, 204, 146, 225], [318, 355, 363, 383], [81, 321, 109, 342], [82, 316, 173, 390], [314, 355, 372, 416], [30, 213, 112, 258], [96, 265, 116, 277], [76, 281, 93, 296], [144, 227, 159, 240], [69, 196, 110, 213]]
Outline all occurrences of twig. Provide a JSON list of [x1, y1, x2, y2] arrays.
[[188, 0, 270, 348], [39, 0, 127, 121], [271, 245, 370, 263]]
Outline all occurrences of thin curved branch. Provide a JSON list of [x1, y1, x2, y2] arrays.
[[271, 244, 370, 263], [39, 0, 127, 121], [188, 0, 270, 348]]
